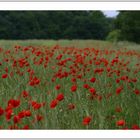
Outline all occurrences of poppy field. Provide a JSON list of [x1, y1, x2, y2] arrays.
[[0, 40, 140, 129]]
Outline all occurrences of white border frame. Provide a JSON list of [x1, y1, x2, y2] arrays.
[[0, 130, 140, 138], [0, 2, 140, 138], [0, 0, 140, 2], [0, 2, 140, 10]]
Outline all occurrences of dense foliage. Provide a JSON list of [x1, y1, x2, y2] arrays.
[[0, 11, 110, 40], [115, 11, 140, 43], [0, 11, 140, 43]]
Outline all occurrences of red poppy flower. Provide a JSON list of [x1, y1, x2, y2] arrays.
[[29, 80, 35, 86], [132, 124, 140, 130], [134, 89, 140, 95], [2, 74, 8, 79], [90, 77, 96, 83], [83, 84, 90, 89], [8, 99, 20, 108], [56, 93, 64, 101], [83, 116, 92, 125], [116, 86, 123, 95], [32, 102, 41, 110], [29, 77, 40, 86], [4, 67, 8, 73], [56, 54, 63, 60], [6, 109, 13, 121], [25, 110, 32, 117], [71, 85, 77, 92], [22, 90, 29, 98], [34, 78, 40, 85], [23, 125, 29, 129], [13, 115, 20, 124], [116, 120, 125, 126], [89, 88, 96, 94], [18, 111, 25, 119], [50, 99, 58, 109], [55, 84, 61, 90], [116, 79, 120, 83]]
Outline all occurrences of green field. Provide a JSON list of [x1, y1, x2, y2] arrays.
[[0, 40, 140, 129], [0, 39, 140, 50]]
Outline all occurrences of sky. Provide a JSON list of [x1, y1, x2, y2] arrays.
[[102, 11, 119, 17]]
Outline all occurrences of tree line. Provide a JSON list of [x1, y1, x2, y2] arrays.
[[0, 11, 139, 43]]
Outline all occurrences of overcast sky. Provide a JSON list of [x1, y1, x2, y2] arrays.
[[102, 11, 119, 17]]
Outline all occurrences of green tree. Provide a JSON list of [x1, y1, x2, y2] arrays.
[[115, 11, 140, 43], [0, 11, 111, 40]]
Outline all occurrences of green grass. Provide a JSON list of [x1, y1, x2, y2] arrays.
[[0, 40, 140, 129], [0, 39, 140, 52], [0, 39, 119, 49]]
